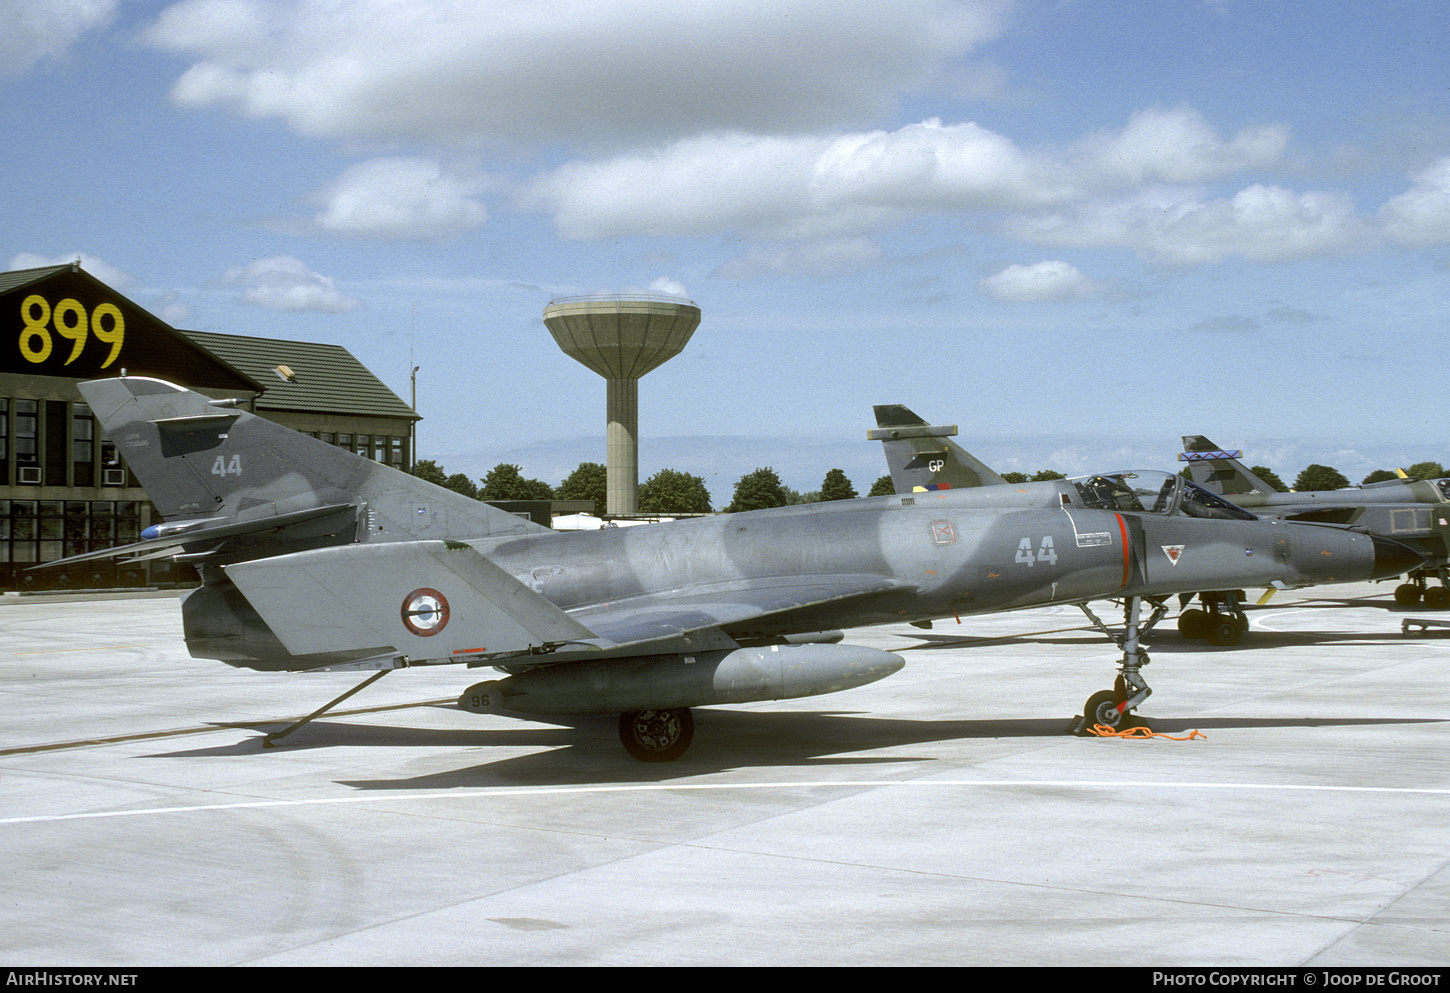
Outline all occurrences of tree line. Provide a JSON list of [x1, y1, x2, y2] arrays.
[[413, 457, 1449, 517], [1202, 461, 1446, 492], [411, 460, 877, 516]]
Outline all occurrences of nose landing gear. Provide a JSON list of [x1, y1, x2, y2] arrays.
[[1066, 595, 1166, 735]]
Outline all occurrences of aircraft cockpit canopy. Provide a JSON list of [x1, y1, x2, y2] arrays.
[[1069, 471, 1257, 521], [1437, 479, 1450, 502]]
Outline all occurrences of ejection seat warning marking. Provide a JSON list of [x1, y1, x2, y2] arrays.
[[1162, 544, 1185, 565], [402, 588, 450, 636]]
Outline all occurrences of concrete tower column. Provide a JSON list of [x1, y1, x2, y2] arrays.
[[606, 377, 638, 514]]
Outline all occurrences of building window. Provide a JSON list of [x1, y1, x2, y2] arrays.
[[73, 403, 95, 488], [15, 400, 38, 485], [0, 398, 8, 486]]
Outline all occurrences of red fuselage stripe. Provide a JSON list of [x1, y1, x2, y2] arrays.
[[1115, 513, 1130, 587]]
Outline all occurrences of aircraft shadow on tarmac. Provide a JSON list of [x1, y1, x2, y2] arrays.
[[143, 707, 1446, 790]]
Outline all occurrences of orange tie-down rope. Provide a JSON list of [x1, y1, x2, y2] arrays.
[[1087, 724, 1206, 740]]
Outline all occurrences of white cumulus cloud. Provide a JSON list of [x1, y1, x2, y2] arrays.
[[221, 256, 362, 313], [1008, 184, 1366, 265], [2, 0, 118, 76], [1076, 106, 1289, 185], [144, 0, 1012, 146], [1381, 157, 1450, 246], [981, 261, 1097, 302], [524, 108, 1303, 248], [313, 158, 490, 239]]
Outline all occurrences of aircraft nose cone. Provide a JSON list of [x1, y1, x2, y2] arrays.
[[1370, 536, 1424, 581]]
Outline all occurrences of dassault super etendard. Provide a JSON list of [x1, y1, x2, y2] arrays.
[[47, 377, 1420, 759]]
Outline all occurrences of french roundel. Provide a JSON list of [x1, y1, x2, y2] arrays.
[[401, 588, 450, 636]]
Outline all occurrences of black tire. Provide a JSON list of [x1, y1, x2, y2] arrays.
[[1083, 690, 1126, 729], [1206, 617, 1243, 646], [1395, 584, 1423, 606], [619, 708, 694, 762], [1425, 587, 1450, 610], [1177, 608, 1209, 639]]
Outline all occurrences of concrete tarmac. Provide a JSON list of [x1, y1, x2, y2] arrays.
[[2, 584, 1447, 966]]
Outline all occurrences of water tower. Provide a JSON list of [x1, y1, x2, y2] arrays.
[[543, 294, 702, 515]]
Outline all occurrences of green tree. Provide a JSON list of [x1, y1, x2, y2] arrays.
[[1407, 461, 1447, 481], [443, 472, 478, 499], [726, 467, 789, 513], [867, 474, 895, 497], [1293, 464, 1349, 492], [479, 463, 554, 501], [638, 469, 712, 514], [1030, 469, 1066, 481], [1362, 469, 1399, 485], [820, 468, 858, 501], [556, 462, 607, 515], [1000, 471, 1029, 484], [1250, 466, 1288, 492], [410, 459, 448, 487], [412, 459, 478, 498]]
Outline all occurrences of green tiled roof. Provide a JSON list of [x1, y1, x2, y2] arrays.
[[0, 264, 72, 296], [181, 330, 418, 421]]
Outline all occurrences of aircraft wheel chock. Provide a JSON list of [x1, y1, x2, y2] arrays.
[[619, 708, 694, 762]]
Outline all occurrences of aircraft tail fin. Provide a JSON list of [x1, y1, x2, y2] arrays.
[[1178, 435, 1283, 495], [868, 404, 1008, 493], [77, 377, 547, 563]]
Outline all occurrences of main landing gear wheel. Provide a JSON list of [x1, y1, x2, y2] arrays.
[[1177, 592, 1250, 645], [1206, 613, 1246, 647], [1395, 583, 1423, 606], [1177, 608, 1209, 639], [619, 708, 694, 762]]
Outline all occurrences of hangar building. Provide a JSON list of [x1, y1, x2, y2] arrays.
[[0, 262, 418, 590]]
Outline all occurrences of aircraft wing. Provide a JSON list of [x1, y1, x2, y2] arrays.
[[568, 574, 913, 650], [223, 540, 912, 668]]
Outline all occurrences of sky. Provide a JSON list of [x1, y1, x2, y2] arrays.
[[5, 0, 1450, 504]]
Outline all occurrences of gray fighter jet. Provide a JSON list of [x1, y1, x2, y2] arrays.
[[870, 405, 1293, 646], [46, 378, 1420, 758], [1181, 436, 1450, 607]]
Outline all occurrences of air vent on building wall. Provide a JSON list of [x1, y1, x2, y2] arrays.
[[18, 467, 42, 485], [103, 469, 127, 487]]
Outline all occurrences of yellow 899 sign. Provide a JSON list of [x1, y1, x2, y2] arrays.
[[20, 294, 125, 368]]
